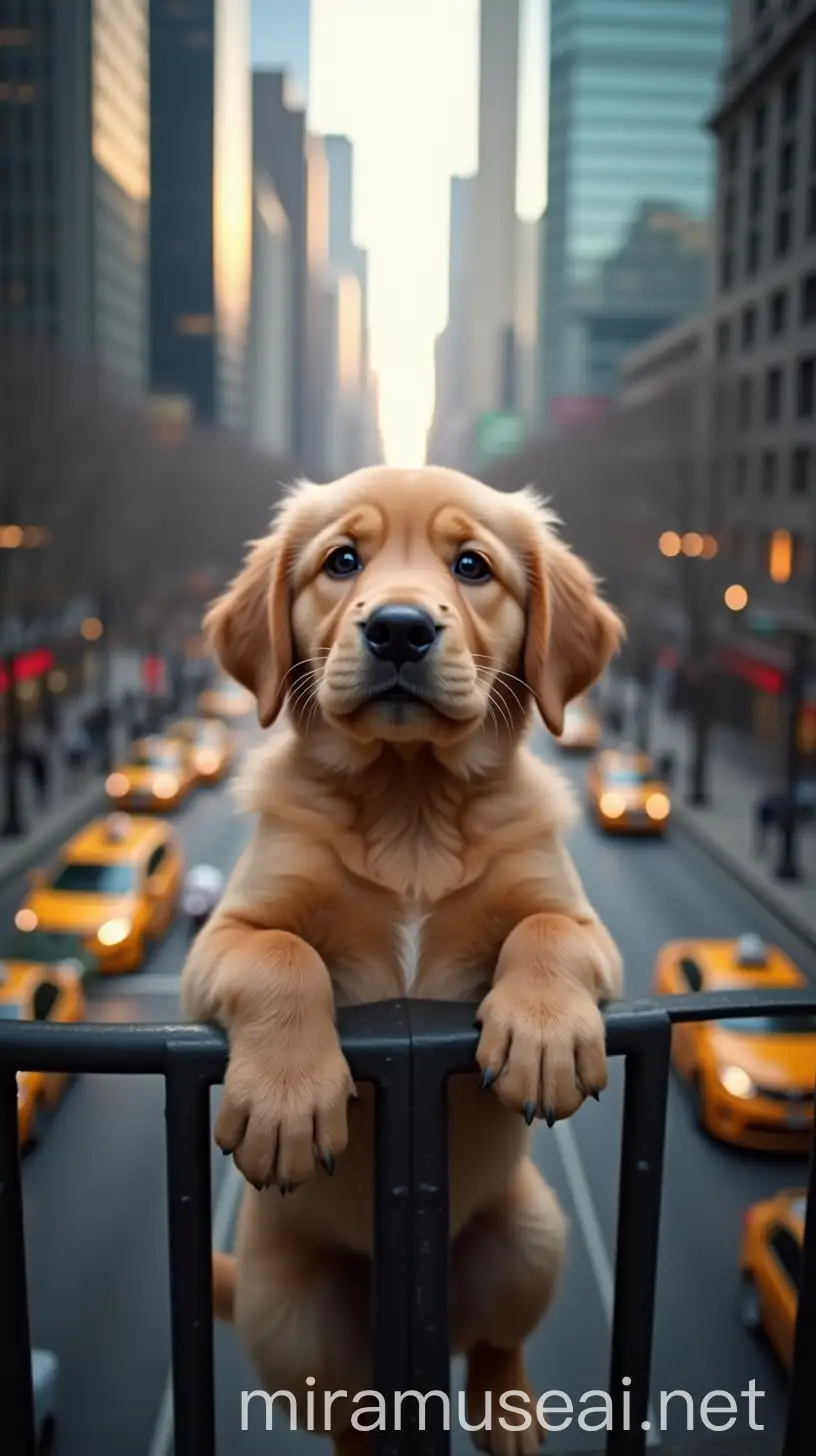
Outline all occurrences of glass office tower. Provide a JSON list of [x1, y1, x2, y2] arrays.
[[541, 0, 728, 427]]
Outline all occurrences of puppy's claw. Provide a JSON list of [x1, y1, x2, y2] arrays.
[[319, 1150, 335, 1176], [590, 1087, 601, 1102], [524, 1101, 536, 1126], [480, 1068, 496, 1091], [544, 1108, 556, 1129], [279, 1180, 295, 1197]]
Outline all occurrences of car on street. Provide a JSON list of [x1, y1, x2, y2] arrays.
[[104, 734, 197, 812], [165, 716, 235, 785], [556, 696, 602, 752], [740, 1187, 807, 1370], [586, 746, 671, 833], [0, 959, 86, 1147], [197, 675, 254, 720], [653, 934, 816, 1151], [14, 814, 184, 974]]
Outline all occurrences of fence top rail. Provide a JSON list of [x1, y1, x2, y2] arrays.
[[0, 988, 814, 1079]]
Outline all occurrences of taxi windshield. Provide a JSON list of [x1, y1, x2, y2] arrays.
[[719, 1014, 816, 1035], [605, 766, 652, 786], [0, 928, 93, 965], [48, 863, 136, 895], [131, 747, 180, 768]]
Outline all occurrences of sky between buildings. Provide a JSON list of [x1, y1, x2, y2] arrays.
[[252, 0, 547, 464]]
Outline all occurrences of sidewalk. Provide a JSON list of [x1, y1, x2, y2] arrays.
[[621, 681, 816, 951]]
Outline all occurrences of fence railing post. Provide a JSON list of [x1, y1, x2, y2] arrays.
[[0, 1068, 37, 1456]]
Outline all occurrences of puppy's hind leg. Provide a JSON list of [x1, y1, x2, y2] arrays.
[[452, 1159, 568, 1455]]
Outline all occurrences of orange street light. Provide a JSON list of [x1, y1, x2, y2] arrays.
[[724, 584, 749, 611]]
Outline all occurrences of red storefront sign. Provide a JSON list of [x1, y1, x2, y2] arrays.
[[0, 648, 55, 692], [142, 656, 166, 694]]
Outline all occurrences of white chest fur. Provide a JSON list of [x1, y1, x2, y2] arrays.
[[396, 907, 427, 992]]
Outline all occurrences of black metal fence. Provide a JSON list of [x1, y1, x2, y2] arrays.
[[1, 988, 815, 1456]]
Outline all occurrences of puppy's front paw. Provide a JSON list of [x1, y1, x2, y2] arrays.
[[475, 972, 607, 1125], [216, 1022, 355, 1191]]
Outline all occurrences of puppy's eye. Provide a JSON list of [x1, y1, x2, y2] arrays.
[[323, 545, 362, 579], [453, 550, 492, 583]]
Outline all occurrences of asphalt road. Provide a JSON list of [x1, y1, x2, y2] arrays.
[[12, 723, 813, 1455]]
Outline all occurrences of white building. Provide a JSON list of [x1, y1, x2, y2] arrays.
[[515, 212, 543, 431], [248, 173, 292, 458]]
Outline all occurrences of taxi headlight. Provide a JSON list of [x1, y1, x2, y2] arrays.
[[194, 749, 219, 774], [646, 792, 671, 821], [97, 917, 132, 947], [105, 772, 129, 798], [599, 791, 626, 819], [719, 1065, 756, 1100], [153, 773, 179, 800], [15, 908, 38, 932]]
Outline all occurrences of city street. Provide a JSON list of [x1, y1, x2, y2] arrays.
[[10, 725, 809, 1455]]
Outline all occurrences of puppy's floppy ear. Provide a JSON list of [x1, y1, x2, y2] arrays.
[[204, 531, 292, 729], [523, 529, 624, 737]]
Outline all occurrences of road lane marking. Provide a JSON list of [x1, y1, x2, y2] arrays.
[[145, 1160, 244, 1456], [553, 1120, 660, 1445]]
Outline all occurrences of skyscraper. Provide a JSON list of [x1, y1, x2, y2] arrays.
[[323, 135, 369, 382], [464, 0, 521, 418], [427, 175, 476, 466], [150, 0, 252, 431], [251, 0, 310, 108], [0, 1, 149, 399], [541, 0, 728, 429]]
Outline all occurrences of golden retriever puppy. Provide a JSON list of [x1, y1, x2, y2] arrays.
[[181, 465, 624, 1455]]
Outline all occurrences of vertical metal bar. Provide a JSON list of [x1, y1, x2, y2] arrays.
[[165, 1046, 217, 1456], [0, 1069, 37, 1456], [607, 1013, 672, 1456], [782, 1112, 816, 1456], [407, 1003, 454, 1456], [365, 1001, 414, 1456]]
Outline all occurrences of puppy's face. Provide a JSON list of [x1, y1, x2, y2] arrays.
[[205, 467, 623, 752]]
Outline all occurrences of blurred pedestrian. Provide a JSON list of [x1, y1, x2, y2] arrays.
[[64, 721, 91, 784], [181, 864, 224, 938], [754, 792, 781, 857], [40, 692, 59, 738], [23, 722, 50, 807]]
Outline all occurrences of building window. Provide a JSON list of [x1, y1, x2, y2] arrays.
[[792, 447, 811, 495], [797, 357, 815, 418], [173, 314, 214, 336], [801, 272, 816, 325], [721, 247, 734, 290], [735, 455, 748, 494], [724, 191, 736, 235], [738, 375, 754, 429], [768, 528, 793, 583], [761, 452, 778, 495], [779, 140, 796, 196], [716, 320, 731, 359], [749, 166, 763, 216], [766, 367, 783, 423], [726, 129, 739, 175], [742, 305, 757, 349], [782, 69, 800, 125], [769, 288, 788, 336], [753, 102, 767, 153], [746, 229, 761, 275], [775, 208, 792, 257]]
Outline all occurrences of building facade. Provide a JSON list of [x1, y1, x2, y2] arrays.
[[150, 0, 252, 432], [542, 0, 728, 429], [248, 173, 292, 459], [0, 0, 149, 399], [464, 0, 520, 420], [427, 174, 476, 466], [253, 69, 307, 461], [710, 0, 816, 615]]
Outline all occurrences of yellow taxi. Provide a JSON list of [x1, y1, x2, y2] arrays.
[[653, 934, 816, 1151], [105, 735, 197, 812], [557, 696, 602, 752], [198, 675, 254, 720], [14, 814, 184, 974], [586, 746, 671, 833], [740, 1187, 807, 1370], [0, 959, 86, 1148], [165, 717, 235, 785]]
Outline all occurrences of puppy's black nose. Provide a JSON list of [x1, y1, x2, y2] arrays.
[[363, 604, 439, 666]]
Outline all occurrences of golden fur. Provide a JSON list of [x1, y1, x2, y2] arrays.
[[181, 465, 624, 1455]]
